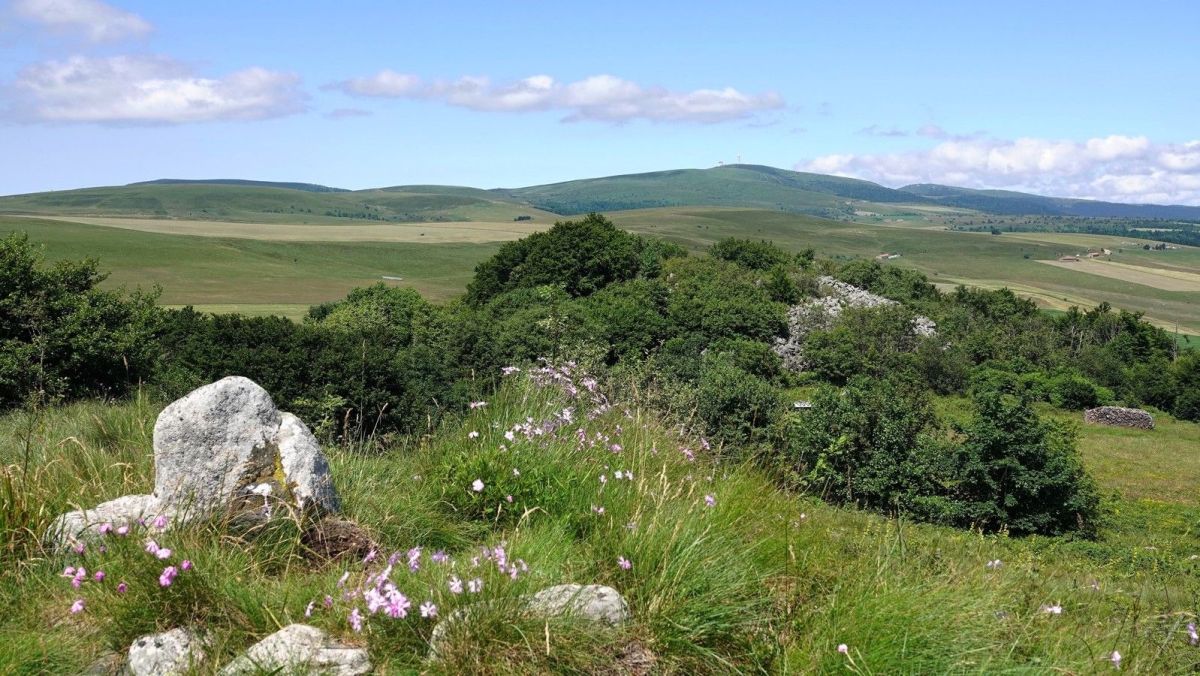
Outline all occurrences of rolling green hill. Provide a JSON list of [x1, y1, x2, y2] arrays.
[[901, 183, 1200, 219], [0, 183, 557, 224], [497, 164, 927, 215]]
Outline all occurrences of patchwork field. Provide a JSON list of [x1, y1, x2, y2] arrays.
[[4, 207, 1199, 335]]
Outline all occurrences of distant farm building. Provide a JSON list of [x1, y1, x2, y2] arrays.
[[875, 253, 901, 261], [1058, 255, 1080, 262]]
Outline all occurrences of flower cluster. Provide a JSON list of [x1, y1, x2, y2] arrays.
[[311, 542, 530, 633]]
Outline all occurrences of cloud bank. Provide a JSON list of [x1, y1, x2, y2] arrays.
[[330, 71, 784, 123], [7, 55, 306, 124], [12, 0, 151, 42], [802, 135, 1200, 205]]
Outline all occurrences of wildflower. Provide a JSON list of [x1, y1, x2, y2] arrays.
[[617, 556, 632, 570], [349, 607, 363, 633], [472, 479, 485, 492], [501, 366, 520, 376], [468, 578, 483, 593], [62, 566, 76, 578], [986, 559, 1003, 570], [71, 568, 86, 589], [449, 576, 463, 594], [117, 582, 128, 594], [152, 514, 169, 530], [705, 494, 716, 508], [682, 448, 695, 462], [600, 474, 607, 484], [420, 601, 438, 618], [116, 525, 129, 536], [431, 550, 449, 564], [609, 443, 622, 453], [180, 560, 192, 572], [385, 590, 410, 618], [70, 598, 85, 614], [470, 401, 487, 409], [98, 523, 113, 535], [468, 431, 480, 440], [93, 570, 106, 582], [837, 644, 849, 655], [363, 548, 377, 564], [512, 467, 520, 476], [1109, 650, 1121, 669], [337, 571, 351, 588], [614, 470, 624, 480], [1188, 622, 1198, 645], [407, 547, 422, 572], [73, 542, 86, 555], [155, 547, 172, 560], [145, 540, 160, 555], [159, 566, 178, 587], [591, 505, 605, 515], [504, 430, 515, 442], [305, 601, 315, 617], [324, 595, 334, 608], [1040, 604, 1063, 615], [506, 495, 513, 503]]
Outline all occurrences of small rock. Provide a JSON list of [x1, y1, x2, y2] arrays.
[[219, 624, 370, 675], [47, 494, 162, 549], [126, 628, 206, 676], [77, 652, 122, 675], [528, 584, 631, 625]]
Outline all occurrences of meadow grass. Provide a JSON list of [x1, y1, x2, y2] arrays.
[[2, 371, 1198, 673]]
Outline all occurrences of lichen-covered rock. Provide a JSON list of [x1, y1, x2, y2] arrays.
[[127, 628, 206, 676], [1084, 406, 1154, 429], [528, 584, 631, 625], [219, 624, 370, 675], [47, 494, 163, 548]]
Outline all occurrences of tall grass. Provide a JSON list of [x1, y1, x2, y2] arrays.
[[1, 371, 1198, 673]]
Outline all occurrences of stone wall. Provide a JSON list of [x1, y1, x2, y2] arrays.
[[1083, 406, 1154, 430]]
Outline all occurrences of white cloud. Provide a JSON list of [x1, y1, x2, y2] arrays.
[[7, 55, 306, 123], [13, 0, 151, 42], [800, 135, 1200, 205], [330, 72, 783, 123]]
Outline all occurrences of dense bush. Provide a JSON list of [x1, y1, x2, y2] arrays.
[[709, 237, 793, 270], [0, 233, 160, 409]]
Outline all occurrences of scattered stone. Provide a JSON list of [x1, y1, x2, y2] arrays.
[[429, 584, 632, 660], [48, 494, 163, 548], [1084, 406, 1154, 429], [528, 584, 631, 625], [773, 276, 936, 372], [302, 516, 375, 561], [46, 376, 341, 548], [126, 628, 206, 676], [219, 624, 370, 675]]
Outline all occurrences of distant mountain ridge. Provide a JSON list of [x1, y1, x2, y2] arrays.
[[2, 165, 1198, 221]]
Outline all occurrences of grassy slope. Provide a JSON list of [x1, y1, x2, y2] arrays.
[[0, 183, 558, 225], [901, 183, 1200, 220], [1, 374, 1198, 673], [499, 164, 924, 215], [0, 217, 496, 312]]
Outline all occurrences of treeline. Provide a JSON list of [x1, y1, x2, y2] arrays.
[[4, 217, 1198, 536], [951, 217, 1200, 248]]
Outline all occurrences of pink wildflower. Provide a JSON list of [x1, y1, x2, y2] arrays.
[[431, 550, 449, 564], [705, 494, 716, 507], [682, 448, 695, 462], [72, 542, 85, 555], [617, 556, 632, 570], [349, 607, 363, 632], [93, 570, 106, 582], [420, 601, 438, 618], [837, 644, 849, 655], [472, 479, 484, 492], [1109, 650, 1121, 669], [407, 547, 422, 572], [1188, 622, 1198, 645], [116, 524, 129, 536], [117, 582, 128, 594], [62, 566, 76, 578], [152, 514, 169, 529], [337, 571, 350, 588], [1040, 604, 1063, 615], [70, 598, 85, 614], [98, 523, 113, 535], [180, 560, 192, 571], [144, 540, 160, 555], [324, 595, 334, 608], [159, 566, 178, 587], [155, 547, 172, 560], [591, 505, 605, 515], [305, 601, 315, 617], [448, 576, 463, 594], [362, 548, 377, 564], [467, 578, 483, 593], [385, 590, 410, 618], [506, 495, 513, 503]]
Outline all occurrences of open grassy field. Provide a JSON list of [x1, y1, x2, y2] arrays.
[[1038, 259, 1200, 292], [4, 206, 1199, 334]]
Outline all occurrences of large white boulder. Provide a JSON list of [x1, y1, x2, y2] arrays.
[[219, 624, 370, 675], [48, 494, 163, 546], [127, 628, 206, 676], [527, 584, 631, 625], [151, 376, 339, 518]]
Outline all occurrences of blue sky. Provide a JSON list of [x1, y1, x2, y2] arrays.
[[2, 0, 1198, 203]]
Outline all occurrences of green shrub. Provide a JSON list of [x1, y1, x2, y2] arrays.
[[709, 237, 792, 271]]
